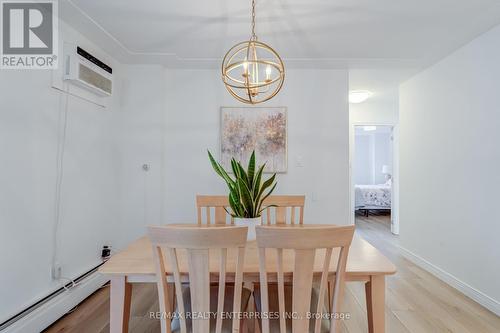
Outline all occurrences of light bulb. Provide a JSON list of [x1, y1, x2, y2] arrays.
[[241, 58, 249, 78], [265, 65, 272, 80]]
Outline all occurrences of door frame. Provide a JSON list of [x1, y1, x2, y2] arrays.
[[349, 122, 399, 235]]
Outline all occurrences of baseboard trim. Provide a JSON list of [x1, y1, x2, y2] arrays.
[[1, 272, 109, 333], [399, 246, 500, 316]]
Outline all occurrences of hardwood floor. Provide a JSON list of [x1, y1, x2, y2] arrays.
[[44, 213, 500, 332]]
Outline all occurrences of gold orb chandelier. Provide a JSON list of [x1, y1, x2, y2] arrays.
[[221, 0, 285, 104]]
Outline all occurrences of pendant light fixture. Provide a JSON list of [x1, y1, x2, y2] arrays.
[[221, 0, 285, 104]]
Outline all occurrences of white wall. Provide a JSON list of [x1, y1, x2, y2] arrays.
[[400, 24, 500, 314], [113, 65, 165, 239], [163, 69, 350, 225], [0, 21, 164, 322], [349, 88, 399, 124], [354, 135, 372, 184], [348, 67, 410, 125], [373, 132, 392, 184], [354, 130, 392, 185]]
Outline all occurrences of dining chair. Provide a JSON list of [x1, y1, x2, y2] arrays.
[[255, 225, 355, 333], [148, 225, 251, 333], [262, 195, 305, 225], [196, 195, 234, 225], [196, 195, 305, 225]]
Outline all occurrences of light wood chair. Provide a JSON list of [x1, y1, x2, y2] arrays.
[[196, 195, 234, 225], [255, 225, 355, 333], [196, 195, 305, 225], [148, 225, 250, 333], [262, 195, 305, 225]]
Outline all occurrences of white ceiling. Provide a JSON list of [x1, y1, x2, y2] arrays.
[[62, 0, 500, 70], [349, 68, 417, 103]]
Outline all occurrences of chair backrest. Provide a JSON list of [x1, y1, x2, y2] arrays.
[[196, 195, 233, 225], [256, 225, 355, 333], [196, 195, 305, 225], [148, 225, 248, 333], [262, 195, 305, 225]]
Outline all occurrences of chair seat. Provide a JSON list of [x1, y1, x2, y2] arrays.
[[171, 284, 252, 333], [254, 284, 331, 333]]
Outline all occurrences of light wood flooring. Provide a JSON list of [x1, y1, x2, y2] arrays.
[[44, 212, 500, 332]]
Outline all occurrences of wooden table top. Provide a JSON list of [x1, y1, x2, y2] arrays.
[[99, 224, 396, 279]]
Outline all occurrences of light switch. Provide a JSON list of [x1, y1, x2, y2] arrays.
[[295, 155, 304, 167]]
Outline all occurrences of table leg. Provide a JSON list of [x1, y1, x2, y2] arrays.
[[365, 275, 385, 333], [110, 276, 132, 333]]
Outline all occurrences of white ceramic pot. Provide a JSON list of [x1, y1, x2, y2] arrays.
[[234, 217, 261, 241]]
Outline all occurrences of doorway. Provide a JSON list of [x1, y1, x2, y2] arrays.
[[350, 124, 399, 234]]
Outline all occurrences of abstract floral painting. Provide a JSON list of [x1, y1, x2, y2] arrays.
[[220, 107, 287, 173]]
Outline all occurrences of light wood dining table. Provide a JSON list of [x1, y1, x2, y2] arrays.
[[99, 224, 396, 333]]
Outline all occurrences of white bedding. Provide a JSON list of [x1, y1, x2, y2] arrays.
[[355, 184, 391, 208]]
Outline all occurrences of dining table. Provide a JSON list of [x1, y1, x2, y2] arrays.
[[99, 223, 396, 333]]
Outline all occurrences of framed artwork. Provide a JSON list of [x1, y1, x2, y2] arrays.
[[220, 107, 287, 173]]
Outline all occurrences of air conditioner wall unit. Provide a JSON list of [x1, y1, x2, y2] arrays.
[[63, 45, 113, 96]]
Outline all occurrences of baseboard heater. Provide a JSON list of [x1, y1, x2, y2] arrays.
[[0, 263, 106, 332]]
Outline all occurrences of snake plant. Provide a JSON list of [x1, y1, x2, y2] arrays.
[[208, 150, 277, 218]]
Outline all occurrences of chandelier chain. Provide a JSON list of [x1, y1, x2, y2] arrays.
[[251, 0, 257, 40]]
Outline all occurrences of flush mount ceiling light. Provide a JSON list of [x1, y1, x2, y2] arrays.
[[221, 0, 285, 104], [349, 90, 373, 104]]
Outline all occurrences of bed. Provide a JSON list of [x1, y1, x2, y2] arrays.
[[355, 182, 392, 216]]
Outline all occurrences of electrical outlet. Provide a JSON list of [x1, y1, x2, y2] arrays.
[[101, 245, 111, 260], [52, 262, 62, 280]]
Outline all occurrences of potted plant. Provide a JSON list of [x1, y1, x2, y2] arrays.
[[208, 150, 277, 240]]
